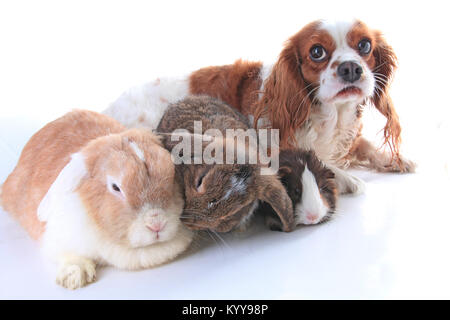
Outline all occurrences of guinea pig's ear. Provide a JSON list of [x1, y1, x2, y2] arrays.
[[257, 174, 295, 232], [37, 152, 87, 222], [277, 166, 292, 178]]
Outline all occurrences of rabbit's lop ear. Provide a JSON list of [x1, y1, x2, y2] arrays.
[[37, 152, 87, 222], [159, 132, 218, 163], [258, 174, 295, 232]]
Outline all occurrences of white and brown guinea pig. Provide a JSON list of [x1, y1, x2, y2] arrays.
[[0, 110, 193, 290], [260, 149, 337, 231]]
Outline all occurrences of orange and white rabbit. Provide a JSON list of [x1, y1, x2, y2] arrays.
[[1, 110, 193, 289]]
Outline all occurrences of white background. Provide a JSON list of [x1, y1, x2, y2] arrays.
[[1, 0, 449, 172], [1, 0, 450, 299]]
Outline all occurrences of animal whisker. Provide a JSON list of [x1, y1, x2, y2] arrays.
[[210, 230, 232, 249], [205, 230, 221, 247], [295, 86, 320, 119], [372, 60, 392, 73], [180, 213, 216, 222], [372, 72, 389, 80], [373, 75, 388, 86]]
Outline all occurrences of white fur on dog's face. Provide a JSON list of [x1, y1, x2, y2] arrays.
[[316, 20, 376, 106]]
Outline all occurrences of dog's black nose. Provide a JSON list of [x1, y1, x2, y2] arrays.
[[337, 61, 363, 83]]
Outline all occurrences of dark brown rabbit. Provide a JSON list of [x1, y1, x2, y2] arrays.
[[156, 95, 295, 233], [261, 149, 338, 231]]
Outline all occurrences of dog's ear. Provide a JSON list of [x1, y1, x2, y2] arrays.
[[253, 36, 312, 150], [371, 31, 402, 159]]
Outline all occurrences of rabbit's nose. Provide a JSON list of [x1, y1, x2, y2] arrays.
[[146, 221, 166, 233], [148, 212, 161, 218], [305, 212, 319, 224]]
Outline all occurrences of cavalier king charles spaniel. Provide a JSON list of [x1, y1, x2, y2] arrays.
[[104, 19, 415, 194]]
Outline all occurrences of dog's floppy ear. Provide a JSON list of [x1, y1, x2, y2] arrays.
[[253, 35, 311, 150], [257, 174, 295, 232], [37, 153, 87, 221], [371, 31, 402, 159]]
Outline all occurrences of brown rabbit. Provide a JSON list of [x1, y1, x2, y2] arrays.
[[156, 95, 295, 233]]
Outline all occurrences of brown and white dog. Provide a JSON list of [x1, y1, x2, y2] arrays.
[[104, 19, 415, 194]]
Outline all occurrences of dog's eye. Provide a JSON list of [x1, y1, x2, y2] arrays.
[[310, 45, 327, 62], [358, 39, 371, 55]]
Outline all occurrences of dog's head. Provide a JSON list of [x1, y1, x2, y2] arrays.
[[254, 19, 400, 156]]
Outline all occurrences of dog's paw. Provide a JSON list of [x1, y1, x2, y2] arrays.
[[394, 156, 416, 173], [380, 156, 416, 173], [338, 173, 366, 195], [56, 256, 96, 290]]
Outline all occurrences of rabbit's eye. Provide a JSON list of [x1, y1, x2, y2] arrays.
[[208, 199, 218, 209], [107, 175, 125, 198], [196, 176, 204, 190], [195, 169, 210, 193], [112, 183, 121, 193]]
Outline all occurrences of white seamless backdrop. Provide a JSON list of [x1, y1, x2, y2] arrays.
[[0, 0, 449, 299]]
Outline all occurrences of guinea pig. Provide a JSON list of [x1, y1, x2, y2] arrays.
[[0, 110, 193, 289], [156, 95, 295, 233], [260, 149, 338, 231]]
